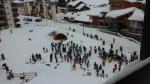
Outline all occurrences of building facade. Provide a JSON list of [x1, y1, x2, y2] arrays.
[[13, 0, 57, 20], [0, 0, 20, 30], [109, 0, 145, 10]]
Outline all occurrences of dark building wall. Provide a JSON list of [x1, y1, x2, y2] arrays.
[[58, 0, 66, 7], [110, 0, 145, 10], [140, 0, 150, 60]]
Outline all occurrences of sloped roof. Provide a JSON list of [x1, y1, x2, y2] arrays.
[[76, 4, 86, 10], [128, 8, 144, 21], [106, 7, 135, 18], [13, 0, 34, 3], [125, 0, 146, 4]]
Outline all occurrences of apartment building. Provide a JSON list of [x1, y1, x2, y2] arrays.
[[13, 0, 58, 20], [0, 0, 20, 30]]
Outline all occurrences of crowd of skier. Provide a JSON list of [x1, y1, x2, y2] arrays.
[[29, 38, 138, 77], [0, 27, 139, 81]]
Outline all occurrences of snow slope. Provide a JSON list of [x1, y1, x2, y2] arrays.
[[0, 15, 140, 84]]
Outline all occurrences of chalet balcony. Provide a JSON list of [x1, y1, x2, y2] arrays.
[[0, 17, 7, 21], [13, 13, 19, 17], [12, 7, 18, 12], [32, 6, 36, 9], [0, 22, 8, 27], [0, 4, 4, 8], [15, 24, 21, 28], [31, 10, 36, 13], [11, 3, 17, 6], [14, 18, 20, 22], [0, 10, 6, 15], [0, 7, 5, 11]]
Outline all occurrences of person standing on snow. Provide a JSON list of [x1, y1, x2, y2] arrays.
[[72, 62, 76, 70], [86, 60, 89, 68], [1, 53, 5, 60], [50, 53, 53, 63]]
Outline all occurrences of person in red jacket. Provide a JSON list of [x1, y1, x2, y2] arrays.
[[72, 62, 76, 70]]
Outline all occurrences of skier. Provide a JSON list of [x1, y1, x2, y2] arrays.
[[86, 60, 89, 68], [94, 62, 97, 70], [43, 47, 45, 53], [7, 70, 14, 80], [10, 29, 12, 34], [102, 60, 105, 66], [118, 61, 122, 71], [32, 54, 36, 63], [1, 53, 5, 60], [110, 43, 113, 49], [50, 53, 53, 62], [96, 67, 99, 77], [72, 62, 76, 70], [99, 64, 102, 71], [38, 53, 42, 60], [102, 40, 105, 45], [35, 53, 39, 60], [120, 46, 123, 52], [101, 70, 105, 78], [2, 63, 9, 73], [94, 46, 97, 54], [29, 38, 31, 41], [55, 53, 58, 63], [113, 64, 117, 73], [113, 38, 115, 43]]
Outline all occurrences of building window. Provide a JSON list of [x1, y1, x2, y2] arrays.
[[112, 2, 121, 7]]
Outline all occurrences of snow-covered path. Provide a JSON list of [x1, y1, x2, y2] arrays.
[[0, 15, 140, 84]]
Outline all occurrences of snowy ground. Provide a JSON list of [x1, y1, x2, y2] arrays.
[[0, 15, 140, 84]]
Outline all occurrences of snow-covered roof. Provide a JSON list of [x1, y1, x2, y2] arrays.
[[65, 5, 110, 22], [88, 5, 110, 16], [75, 4, 86, 10], [125, 0, 146, 4], [128, 8, 144, 21], [13, 0, 34, 3], [67, 0, 81, 6], [13, 0, 56, 3], [81, 0, 109, 5], [106, 7, 136, 18], [68, 0, 109, 8], [106, 7, 144, 21]]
